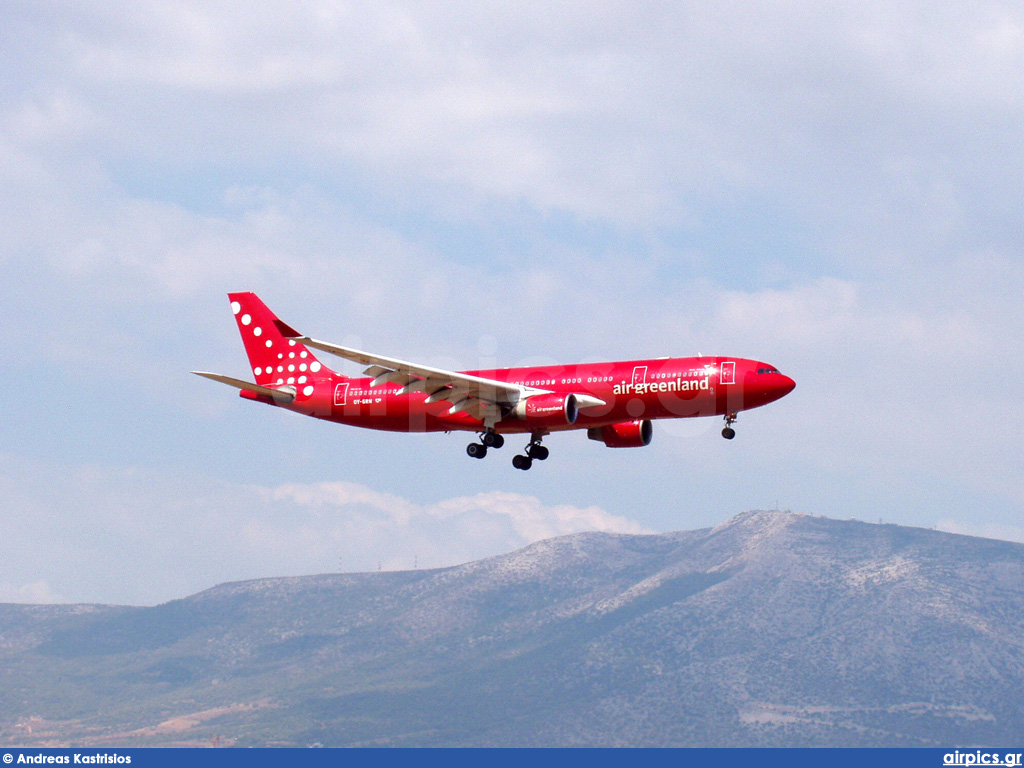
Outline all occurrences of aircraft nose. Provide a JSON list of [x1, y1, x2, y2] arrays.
[[779, 375, 796, 396]]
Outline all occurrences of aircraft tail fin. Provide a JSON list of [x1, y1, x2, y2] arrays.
[[226, 292, 335, 386]]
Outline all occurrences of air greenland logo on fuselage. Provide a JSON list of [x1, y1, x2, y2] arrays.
[[533, 404, 562, 414], [613, 376, 710, 396]]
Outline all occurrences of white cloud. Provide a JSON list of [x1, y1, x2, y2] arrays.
[[2, 3, 1022, 234], [1, 1, 1023, 606], [0, 455, 645, 605], [714, 279, 862, 350], [249, 481, 647, 575], [706, 274, 1007, 367], [431, 491, 647, 541], [0, 580, 62, 605], [14, 2, 1014, 229]]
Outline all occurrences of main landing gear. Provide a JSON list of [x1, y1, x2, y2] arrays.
[[466, 429, 505, 459], [512, 434, 549, 471], [721, 413, 737, 440], [467, 430, 549, 469]]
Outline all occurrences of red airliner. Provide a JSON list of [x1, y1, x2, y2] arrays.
[[194, 292, 795, 470]]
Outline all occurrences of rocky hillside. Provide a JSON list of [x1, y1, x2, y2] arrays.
[[1, 510, 1022, 746]]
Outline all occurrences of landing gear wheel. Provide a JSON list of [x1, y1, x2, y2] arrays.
[[512, 454, 533, 470], [521, 432, 548, 464], [482, 432, 504, 449], [467, 442, 488, 458], [721, 413, 737, 440]]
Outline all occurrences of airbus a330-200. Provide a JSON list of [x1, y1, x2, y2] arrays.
[[194, 292, 796, 470]]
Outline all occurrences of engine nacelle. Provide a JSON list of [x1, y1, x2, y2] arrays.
[[511, 393, 579, 426], [587, 420, 653, 448]]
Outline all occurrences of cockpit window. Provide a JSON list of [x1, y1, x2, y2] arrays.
[[757, 367, 781, 375]]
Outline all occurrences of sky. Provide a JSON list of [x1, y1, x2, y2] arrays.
[[1, 2, 1022, 605]]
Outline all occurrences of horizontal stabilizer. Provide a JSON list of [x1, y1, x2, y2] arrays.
[[192, 371, 296, 404]]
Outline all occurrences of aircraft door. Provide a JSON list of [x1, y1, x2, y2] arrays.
[[334, 382, 350, 406], [720, 361, 735, 385], [632, 366, 648, 388]]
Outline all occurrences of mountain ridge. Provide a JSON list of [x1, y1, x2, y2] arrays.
[[1, 510, 1022, 746]]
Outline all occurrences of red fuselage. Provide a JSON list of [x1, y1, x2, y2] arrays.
[[248, 356, 795, 435], [198, 292, 795, 465]]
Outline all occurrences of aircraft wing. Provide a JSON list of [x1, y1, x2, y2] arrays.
[[274, 320, 532, 424]]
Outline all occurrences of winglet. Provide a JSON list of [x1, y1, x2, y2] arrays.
[[274, 319, 301, 338]]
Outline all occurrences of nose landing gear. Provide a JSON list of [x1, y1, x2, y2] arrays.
[[722, 413, 737, 440]]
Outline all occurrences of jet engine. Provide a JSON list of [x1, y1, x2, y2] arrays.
[[587, 419, 653, 448], [511, 393, 579, 426]]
